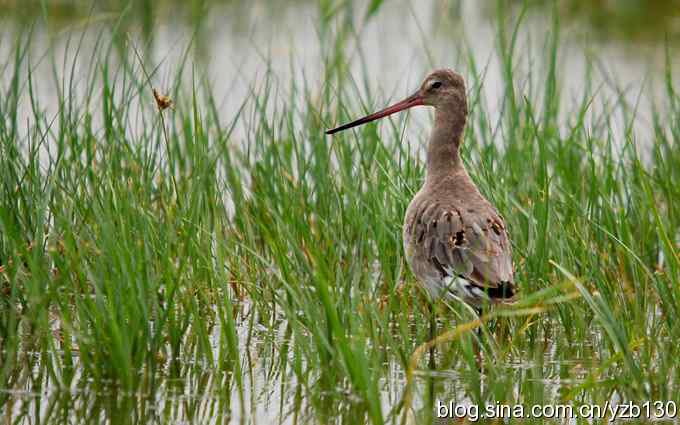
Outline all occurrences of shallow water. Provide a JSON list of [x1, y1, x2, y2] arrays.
[[4, 309, 675, 424]]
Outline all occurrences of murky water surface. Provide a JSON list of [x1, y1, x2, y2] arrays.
[[2, 1, 679, 143]]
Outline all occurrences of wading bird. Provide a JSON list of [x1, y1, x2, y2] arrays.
[[326, 69, 516, 325]]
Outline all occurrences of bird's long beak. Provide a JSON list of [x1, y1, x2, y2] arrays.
[[326, 92, 424, 135]]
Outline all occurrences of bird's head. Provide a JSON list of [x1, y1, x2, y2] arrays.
[[326, 68, 467, 135]]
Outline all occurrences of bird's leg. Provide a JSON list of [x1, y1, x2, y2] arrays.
[[426, 301, 437, 417], [474, 307, 483, 370], [475, 306, 484, 339], [429, 301, 436, 370]]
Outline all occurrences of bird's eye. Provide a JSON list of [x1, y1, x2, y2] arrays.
[[431, 81, 442, 89]]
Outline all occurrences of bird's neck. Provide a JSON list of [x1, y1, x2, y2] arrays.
[[426, 106, 466, 183]]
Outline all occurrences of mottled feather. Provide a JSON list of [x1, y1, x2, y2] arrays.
[[403, 170, 515, 304]]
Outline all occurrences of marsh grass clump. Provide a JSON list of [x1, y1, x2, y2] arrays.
[[1, 4, 680, 425]]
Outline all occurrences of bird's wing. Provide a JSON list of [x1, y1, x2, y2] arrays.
[[406, 200, 514, 289]]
